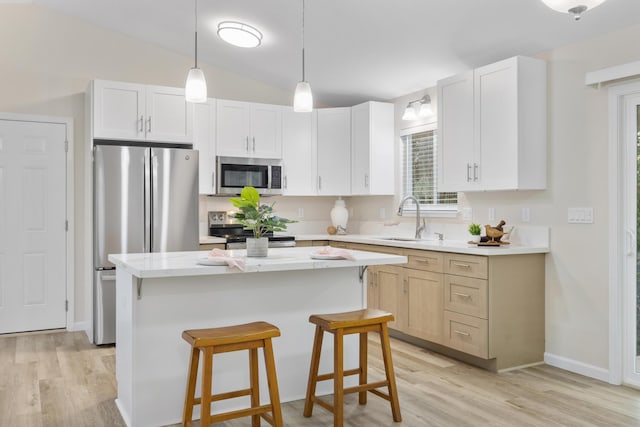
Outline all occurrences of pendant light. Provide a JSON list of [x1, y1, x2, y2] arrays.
[[185, 0, 207, 103], [293, 0, 313, 112], [541, 0, 608, 20]]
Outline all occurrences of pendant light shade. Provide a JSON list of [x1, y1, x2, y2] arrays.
[[185, 0, 207, 103], [541, 0, 607, 20], [293, 0, 313, 112], [294, 81, 313, 112]]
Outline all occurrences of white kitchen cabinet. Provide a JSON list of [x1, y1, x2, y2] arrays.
[[216, 99, 282, 159], [92, 80, 193, 143], [351, 101, 395, 195], [437, 56, 546, 192], [281, 107, 316, 195], [316, 107, 351, 195], [192, 99, 216, 194]]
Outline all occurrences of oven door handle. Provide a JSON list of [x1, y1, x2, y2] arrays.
[[268, 241, 297, 248]]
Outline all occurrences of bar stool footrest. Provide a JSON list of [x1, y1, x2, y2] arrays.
[[344, 380, 390, 396], [316, 368, 361, 382], [209, 404, 274, 424]]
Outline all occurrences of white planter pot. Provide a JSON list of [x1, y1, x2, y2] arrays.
[[246, 237, 269, 257], [470, 235, 481, 243]]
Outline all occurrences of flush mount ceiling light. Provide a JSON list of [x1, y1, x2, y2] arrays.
[[217, 21, 263, 48], [402, 95, 433, 121], [541, 0, 608, 20], [185, 0, 207, 103], [293, 0, 313, 112]]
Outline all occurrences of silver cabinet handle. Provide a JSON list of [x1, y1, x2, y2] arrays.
[[252, 137, 256, 152], [284, 175, 288, 189], [147, 116, 152, 133], [245, 136, 249, 152], [452, 262, 471, 269], [453, 292, 471, 299], [403, 279, 408, 293], [454, 330, 470, 337], [364, 173, 369, 188], [318, 176, 322, 191], [139, 115, 144, 133], [473, 163, 479, 181], [467, 163, 472, 182], [414, 257, 430, 264]]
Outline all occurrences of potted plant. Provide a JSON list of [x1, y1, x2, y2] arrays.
[[468, 223, 482, 243], [229, 186, 296, 257]]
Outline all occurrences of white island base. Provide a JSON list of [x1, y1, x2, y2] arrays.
[[110, 248, 406, 427]]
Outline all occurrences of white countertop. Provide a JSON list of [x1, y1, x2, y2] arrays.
[[109, 246, 407, 279]]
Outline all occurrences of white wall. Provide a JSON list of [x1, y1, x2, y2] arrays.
[[0, 4, 293, 326]]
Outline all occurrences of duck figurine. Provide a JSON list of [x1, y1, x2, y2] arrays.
[[484, 222, 505, 243]]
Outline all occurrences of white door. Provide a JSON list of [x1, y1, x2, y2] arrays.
[[216, 99, 251, 157], [0, 119, 67, 333], [250, 103, 282, 159], [145, 85, 193, 143], [316, 107, 351, 195], [93, 80, 146, 141], [282, 107, 316, 195]]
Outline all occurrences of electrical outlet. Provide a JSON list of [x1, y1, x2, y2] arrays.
[[462, 208, 472, 221], [297, 208, 304, 218], [379, 207, 386, 220], [488, 208, 495, 221], [522, 207, 530, 223]]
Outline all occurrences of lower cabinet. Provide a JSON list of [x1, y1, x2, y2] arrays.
[[199, 243, 226, 250]]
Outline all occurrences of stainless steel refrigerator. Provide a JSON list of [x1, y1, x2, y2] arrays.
[[93, 143, 198, 344]]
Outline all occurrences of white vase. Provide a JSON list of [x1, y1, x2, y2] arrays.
[[330, 197, 349, 234], [470, 235, 481, 243], [246, 237, 268, 257]]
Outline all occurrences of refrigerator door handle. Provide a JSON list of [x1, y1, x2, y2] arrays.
[[144, 152, 151, 253], [151, 154, 159, 252]]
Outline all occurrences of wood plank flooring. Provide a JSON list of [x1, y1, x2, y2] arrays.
[[1, 330, 640, 426]]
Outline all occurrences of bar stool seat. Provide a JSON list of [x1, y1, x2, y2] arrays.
[[303, 308, 401, 427], [182, 321, 283, 427]]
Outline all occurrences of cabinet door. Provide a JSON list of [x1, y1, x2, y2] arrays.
[[376, 265, 403, 330], [251, 103, 282, 158], [317, 108, 351, 195], [474, 58, 518, 190], [93, 80, 145, 141], [282, 108, 316, 195], [216, 99, 252, 157], [404, 268, 444, 344], [193, 100, 216, 194], [145, 85, 193, 143], [351, 102, 394, 195], [437, 71, 474, 192]]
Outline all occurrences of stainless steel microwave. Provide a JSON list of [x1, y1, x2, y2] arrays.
[[216, 156, 283, 195]]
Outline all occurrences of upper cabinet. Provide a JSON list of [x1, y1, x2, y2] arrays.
[[192, 100, 216, 195], [216, 100, 282, 159], [281, 108, 317, 196], [351, 101, 395, 195], [316, 107, 351, 196], [91, 80, 193, 143], [437, 56, 547, 192]]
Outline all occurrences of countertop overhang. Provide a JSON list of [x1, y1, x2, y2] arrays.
[[108, 246, 407, 279]]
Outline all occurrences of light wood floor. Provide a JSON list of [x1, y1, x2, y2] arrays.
[[2, 330, 640, 426]]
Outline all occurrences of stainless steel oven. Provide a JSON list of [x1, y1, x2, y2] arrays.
[[216, 156, 283, 195]]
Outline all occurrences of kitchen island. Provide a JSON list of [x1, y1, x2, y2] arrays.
[[108, 247, 407, 427]]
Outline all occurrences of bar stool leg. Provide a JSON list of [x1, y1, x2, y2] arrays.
[[333, 329, 344, 427], [249, 347, 260, 427], [182, 347, 200, 426], [201, 346, 214, 427], [263, 338, 284, 427], [358, 331, 368, 405], [380, 324, 402, 422], [303, 325, 324, 417]]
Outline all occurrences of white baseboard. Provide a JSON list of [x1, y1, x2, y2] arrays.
[[67, 320, 89, 333], [544, 352, 610, 383]]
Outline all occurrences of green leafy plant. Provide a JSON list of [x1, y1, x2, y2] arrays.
[[468, 223, 481, 236], [229, 186, 296, 239]]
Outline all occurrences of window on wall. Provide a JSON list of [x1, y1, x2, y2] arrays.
[[400, 124, 457, 214]]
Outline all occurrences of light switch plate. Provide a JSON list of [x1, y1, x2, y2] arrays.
[[522, 207, 530, 223], [568, 207, 593, 224], [488, 208, 495, 221], [462, 208, 472, 221]]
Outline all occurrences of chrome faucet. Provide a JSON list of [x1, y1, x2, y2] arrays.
[[397, 195, 426, 239]]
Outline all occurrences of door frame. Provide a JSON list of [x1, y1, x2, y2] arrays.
[[608, 81, 640, 386], [0, 112, 75, 331]]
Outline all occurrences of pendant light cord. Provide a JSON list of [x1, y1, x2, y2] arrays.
[[194, 0, 199, 68], [301, 0, 305, 82]]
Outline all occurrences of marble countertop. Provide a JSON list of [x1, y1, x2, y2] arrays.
[[109, 246, 407, 279]]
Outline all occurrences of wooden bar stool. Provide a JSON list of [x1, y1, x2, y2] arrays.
[[181, 321, 284, 427], [303, 308, 401, 427]]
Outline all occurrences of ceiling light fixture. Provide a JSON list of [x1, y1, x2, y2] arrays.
[[540, 0, 607, 20], [402, 95, 433, 121], [185, 0, 207, 103], [217, 21, 263, 48], [293, 0, 312, 112]]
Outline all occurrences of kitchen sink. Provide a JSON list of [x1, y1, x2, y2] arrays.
[[375, 236, 422, 242]]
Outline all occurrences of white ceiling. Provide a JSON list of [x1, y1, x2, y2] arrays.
[[32, 0, 640, 106]]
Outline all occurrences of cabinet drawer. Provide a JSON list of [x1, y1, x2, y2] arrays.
[[199, 243, 226, 250], [444, 253, 487, 279], [443, 311, 488, 358], [329, 241, 351, 249], [444, 275, 488, 319], [404, 249, 443, 273]]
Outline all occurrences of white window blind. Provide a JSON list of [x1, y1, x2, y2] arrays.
[[401, 127, 457, 212]]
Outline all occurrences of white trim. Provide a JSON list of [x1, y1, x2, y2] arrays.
[[399, 121, 436, 136], [586, 60, 640, 87], [67, 321, 90, 333], [544, 352, 610, 383], [607, 80, 640, 386], [0, 113, 75, 332]]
